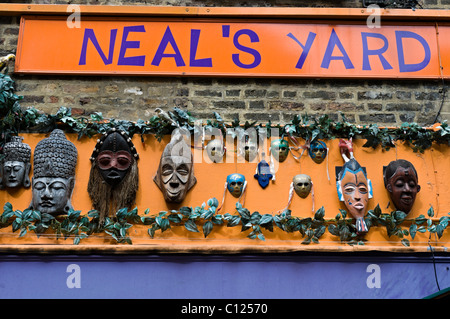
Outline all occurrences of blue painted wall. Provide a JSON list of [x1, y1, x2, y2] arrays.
[[0, 253, 448, 299]]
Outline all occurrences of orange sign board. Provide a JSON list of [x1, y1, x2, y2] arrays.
[[15, 16, 448, 79]]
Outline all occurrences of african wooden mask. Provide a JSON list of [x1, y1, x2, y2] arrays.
[[88, 129, 139, 222], [154, 128, 196, 203], [383, 159, 420, 214]]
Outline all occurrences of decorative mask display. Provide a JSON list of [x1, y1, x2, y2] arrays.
[[0, 136, 31, 189], [336, 158, 373, 234], [270, 139, 289, 162], [309, 140, 328, 164], [226, 173, 246, 198], [254, 159, 273, 189], [205, 138, 225, 163], [154, 128, 196, 203], [30, 129, 77, 216], [88, 129, 139, 222], [293, 174, 312, 198], [383, 159, 420, 214], [243, 136, 258, 162]]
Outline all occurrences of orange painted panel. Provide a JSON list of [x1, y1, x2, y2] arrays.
[[15, 16, 446, 79], [0, 133, 449, 252]]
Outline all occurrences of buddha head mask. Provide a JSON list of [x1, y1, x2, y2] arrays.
[[205, 138, 225, 163], [336, 158, 373, 234], [309, 140, 327, 164], [383, 159, 420, 214], [88, 129, 139, 222], [154, 128, 196, 203], [1, 136, 31, 189], [270, 139, 289, 162], [227, 173, 246, 198], [30, 129, 77, 216], [293, 174, 312, 198]]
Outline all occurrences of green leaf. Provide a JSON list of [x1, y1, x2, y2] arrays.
[[184, 219, 199, 233], [203, 221, 213, 238], [427, 206, 434, 218]]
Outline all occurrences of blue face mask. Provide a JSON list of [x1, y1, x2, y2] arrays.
[[309, 140, 327, 164], [227, 173, 246, 198], [254, 159, 272, 189]]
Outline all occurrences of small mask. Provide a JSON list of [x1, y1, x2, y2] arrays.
[[309, 140, 327, 164], [336, 158, 373, 234], [270, 139, 289, 162], [227, 173, 246, 198], [243, 137, 258, 162], [205, 139, 225, 163], [383, 159, 420, 214], [1, 136, 31, 189], [254, 159, 272, 189], [154, 129, 196, 203], [293, 174, 312, 198]]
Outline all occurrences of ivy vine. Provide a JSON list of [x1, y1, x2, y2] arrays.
[[1, 201, 449, 247]]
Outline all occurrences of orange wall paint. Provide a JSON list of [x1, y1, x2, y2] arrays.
[[1, 133, 449, 252]]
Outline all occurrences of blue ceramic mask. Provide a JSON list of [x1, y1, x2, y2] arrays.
[[227, 173, 246, 198], [309, 140, 327, 164], [254, 160, 272, 189]]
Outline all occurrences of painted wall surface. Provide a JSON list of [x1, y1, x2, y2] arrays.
[[0, 254, 448, 299]]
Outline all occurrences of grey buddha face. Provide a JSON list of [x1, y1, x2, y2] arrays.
[[31, 177, 74, 214], [3, 161, 30, 188]]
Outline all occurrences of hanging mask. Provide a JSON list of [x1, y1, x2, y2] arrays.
[[309, 140, 327, 164], [243, 136, 258, 162], [226, 173, 246, 198], [205, 138, 225, 163], [254, 159, 272, 189], [1, 136, 31, 189], [336, 158, 373, 234], [270, 139, 289, 162], [154, 128, 196, 203], [293, 174, 312, 198]]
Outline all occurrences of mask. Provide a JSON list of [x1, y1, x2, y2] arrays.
[[243, 137, 258, 162], [205, 139, 225, 163], [254, 159, 272, 189], [91, 130, 137, 187], [336, 159, 372, 234], [270, 139, 289, 162], [1, 136, 31, 189], [383, 160, 420, 214], [31, 129, 77, 216], [88, 129, 139, 223], [227, 173, 246, 198], [309, 140, 327, 164], [293, 174, 312, 198], [154, 129, 196, 203]]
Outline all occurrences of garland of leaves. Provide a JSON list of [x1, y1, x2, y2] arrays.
[[1, 200, 449, 247], [1, 73, 450, 247]]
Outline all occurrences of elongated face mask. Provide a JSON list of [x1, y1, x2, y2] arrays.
[[243, 137, 258, 162], [270, 139, 289, 162], [309, 140, 327, 164], [227, 173, 246, 198], [293, 174, 312, 198]]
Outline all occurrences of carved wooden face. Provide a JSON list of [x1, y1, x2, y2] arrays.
[[2, 161, 30, 188], [338, 168, 369, 219], [293, 174, 312, 198], [270, 139, 289, 162], [31, 177, 74, 215], [227, 173, 245, 198], [386, 166, 420, 213]]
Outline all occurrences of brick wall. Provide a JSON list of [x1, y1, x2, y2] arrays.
[[1, 0, 450, 125]]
